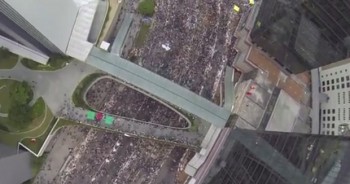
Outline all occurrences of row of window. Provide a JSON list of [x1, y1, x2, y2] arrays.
[[322, 123, 335, 129], [322, 76, 350, 86], [321, 108, 350, 121], [322, 109, 335, 114], [322, 82, 350, 92], [321, 131, 335, 135], [321, 69, 349, 78]]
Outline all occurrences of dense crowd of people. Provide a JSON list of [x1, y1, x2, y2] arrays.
[[57, 130, 188, 184], [139, 0, 241, 102], [85, 77, 189, 128]]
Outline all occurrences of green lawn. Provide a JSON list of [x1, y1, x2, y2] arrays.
[[138, 0, 155, 16], [0, 79, 15, 113], [0, 104, 54, 147], [21, 55, 70, 71], [72, 73, 104, 109], [21, 117, 57, 154], [0, 53, 18, 69], [134, 24, 151, 48]]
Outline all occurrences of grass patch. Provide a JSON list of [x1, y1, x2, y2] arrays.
[[21, 117, 57, 154], [72, 73, 104, 109], [0, 79, 16, 113], [0, 104, 53, 147], [31, 97, 45, 119], [0, 53, 18, 69], [134, 24, 151, 48], [21, 55, 70, 71], [0, 79, 35, 131], [138, 0, 155, 16]]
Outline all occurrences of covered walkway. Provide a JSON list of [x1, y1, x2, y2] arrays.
[[87, 48, 230, 127]]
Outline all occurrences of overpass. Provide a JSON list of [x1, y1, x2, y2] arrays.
[[86, 13, 231, 127]]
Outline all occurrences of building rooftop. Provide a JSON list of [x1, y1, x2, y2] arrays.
[[4, 0, 79, 52]]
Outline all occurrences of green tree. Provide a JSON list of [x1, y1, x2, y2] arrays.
[[138, 0, 155, 16], [10, 81, 33, 105], [8, 103, 32, 128], [0, 47, 11, 58]]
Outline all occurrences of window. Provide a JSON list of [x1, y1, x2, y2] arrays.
[[337, 78, 340, 83], [328, 86, 331, 91], [322, 81, 325, 86], [327, 124, 330, 128], [331, 131, 335, 135], [347, 82, 350, 88], [341, 77, 344, 82], [323, 117, 325, 121], [337, 85, 340, 89], [332, 124, 335, 128], [332, 116, 335, 121], [327, 131, 330, 135], [323, 87, 326, 92], [327, 80, 330, 85], [323, 123, 325, 128], [333, 109, 336, 113], [347, 76, 350, 81], [342, 83, 345, 89], [331, 79, 334, 84], [322, 131, 325, 134], [328, 109, 331, 114], [323, 109, 326, 114]]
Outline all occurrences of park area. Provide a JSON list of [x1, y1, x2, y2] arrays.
[[0, 79, 55, 151], [0, 47, 18, 69]]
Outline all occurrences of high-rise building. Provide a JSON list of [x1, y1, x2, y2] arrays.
[[202, 128, 350, 184], [0, 0, 99, 63], [0, 143, 32, 184], [250, 0, 350, 74], [0, 0, 78, 55], [311, 58, 350, 136]]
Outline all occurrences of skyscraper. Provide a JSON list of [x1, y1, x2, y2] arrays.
[[250, 0, 350, 74], [202, 128, 350, 184], [0, 143, 32, 184], [0, 0, 98, 63], [0, 0, 78, 55]]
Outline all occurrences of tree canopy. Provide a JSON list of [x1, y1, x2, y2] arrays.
[[10, 81, 33, 105], [8, 81, 33, 127], [138, 0, 155, 16], [0, 47, 11, 59]]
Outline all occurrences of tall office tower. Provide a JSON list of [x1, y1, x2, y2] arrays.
[[250, 0, 350, 74], [0, 143, 32, 184], [0, 0, 78, 55], [202, 128, 350, 184], [0, 0, 98, 63], [311, 58, 350, 136]]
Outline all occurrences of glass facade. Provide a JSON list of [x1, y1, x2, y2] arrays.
[[204, 128, 350, 184], [250, 0, 350, 73]]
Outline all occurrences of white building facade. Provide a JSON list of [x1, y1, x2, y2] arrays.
[[318, 58, 350, 136]]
